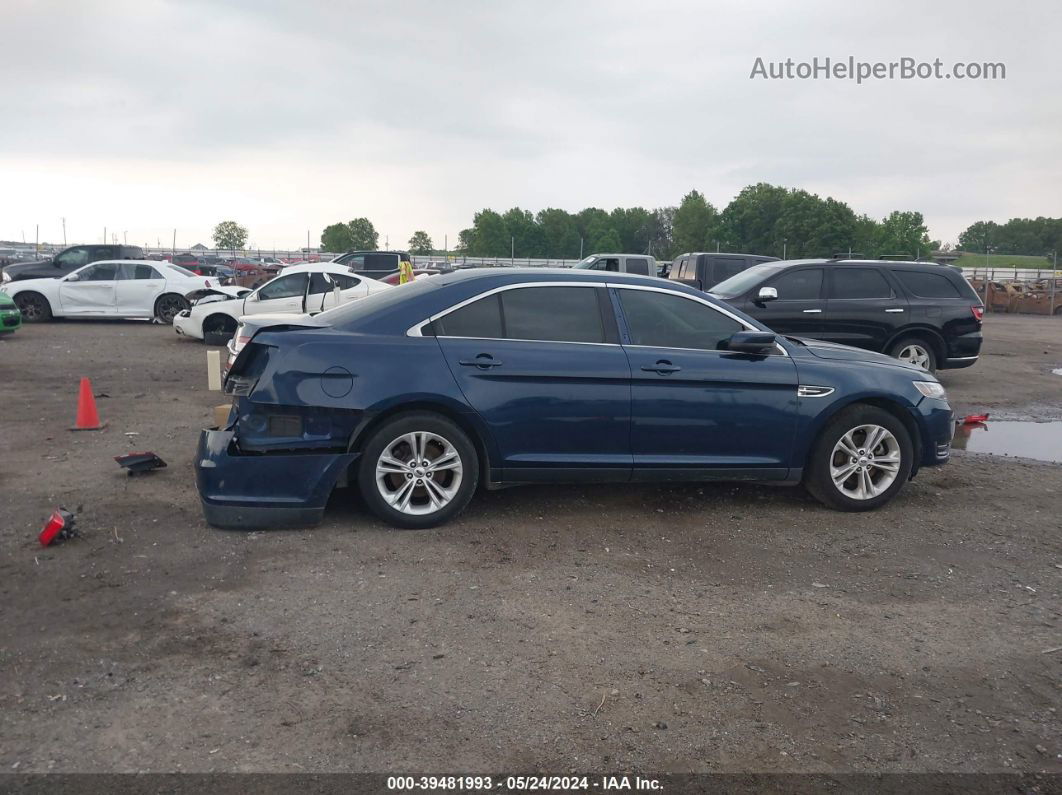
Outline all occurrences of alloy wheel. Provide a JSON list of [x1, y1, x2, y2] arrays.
[[156, 295, 185, 323], [375, 431, 464, 516], [15, 295, 44, 320], [896, 343, 931, 370], [829, 424, 901, 500]]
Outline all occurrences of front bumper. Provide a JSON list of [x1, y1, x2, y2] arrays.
[[195, 429, 358, 529], [173, 311, 203, 339], [0, 308, 20, 332], [912, 399, 954, 468]]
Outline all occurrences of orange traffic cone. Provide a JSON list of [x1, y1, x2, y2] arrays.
[[71, 377, 106, 431]]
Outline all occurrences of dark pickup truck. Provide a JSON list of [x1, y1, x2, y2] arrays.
[[2, 244, 145, 283], [666, 251, 778, 291], [331, 250, 412, 281]]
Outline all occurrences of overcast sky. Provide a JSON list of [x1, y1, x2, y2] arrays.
[[1, 0, 1059, 252]]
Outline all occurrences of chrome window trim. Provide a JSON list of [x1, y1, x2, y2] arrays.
[[406, 281, 609, 340]]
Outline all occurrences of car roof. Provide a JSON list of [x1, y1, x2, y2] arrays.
[[766, 258, 947, 269], [281, 262, 365, 275]]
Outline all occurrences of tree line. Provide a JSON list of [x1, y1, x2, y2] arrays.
[[315, 187, 1062, 263], [957, 217, 1062, 257], [454, 184, 938, 261]]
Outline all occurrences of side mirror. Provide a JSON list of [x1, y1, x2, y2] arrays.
[[756, 286, 778, 303], [726, 331, 777, 354], [66, 273, 80, 282]]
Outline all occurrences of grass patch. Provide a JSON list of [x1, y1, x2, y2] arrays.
[[955, 252, 1055, 269]]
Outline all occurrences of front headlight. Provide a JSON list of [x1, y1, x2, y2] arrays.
[[913, 381, 946, 399]]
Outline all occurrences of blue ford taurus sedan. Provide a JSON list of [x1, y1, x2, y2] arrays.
[[196, 269, 954, 529]]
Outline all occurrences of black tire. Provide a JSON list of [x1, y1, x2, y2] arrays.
[[13, 292, 52, 322], [357, 412, 479, 529], [155, 293, 190, 324], [887, 335, 938, 372], [804, 404, 914, 512], [203, 314, 237, 346]]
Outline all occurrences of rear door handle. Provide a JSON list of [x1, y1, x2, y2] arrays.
[[884, 308, 905, 313], [802, 309, 822, 314], [642, 360, 682, 375], [459, 354, 503, 369]]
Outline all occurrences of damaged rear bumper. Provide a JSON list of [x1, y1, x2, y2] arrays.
[[195, 429, 358, 529]]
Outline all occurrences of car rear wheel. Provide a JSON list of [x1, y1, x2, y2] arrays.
[[888, 336, 937, 372], [13, 292, 52, 322], [155, 294, 189, 324], [804, 405, 914, 512], [357, 412, 479, 529]]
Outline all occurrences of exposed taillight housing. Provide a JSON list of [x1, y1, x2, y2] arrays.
[[223, 341, 273, 396], [971, 305, 984, 321]]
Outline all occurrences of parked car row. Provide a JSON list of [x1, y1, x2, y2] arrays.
[[0, 260, 214, 323]]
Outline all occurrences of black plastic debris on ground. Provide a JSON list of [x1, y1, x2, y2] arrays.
[[114, 451, 167, 475]]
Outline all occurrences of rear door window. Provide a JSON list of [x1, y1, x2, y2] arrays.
[[828, 268, 893, 299], [767, 268, 823, 300], [501, 286, 604, 343], [892, 270, 962, 298], [433, 294, 504, 338], [119, 263, 162, 280]]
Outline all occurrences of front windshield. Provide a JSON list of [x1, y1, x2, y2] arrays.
[[710, 263, 783, 298], [573, 256, 597, 269]]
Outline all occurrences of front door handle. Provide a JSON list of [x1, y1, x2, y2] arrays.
[[459, 354, 503, 369], [642, 360, 682, 375], [884, 308, 905, 313], [802, 308, 822, 314]]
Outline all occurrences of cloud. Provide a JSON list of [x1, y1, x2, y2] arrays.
[[1, 0, 1059, 248]]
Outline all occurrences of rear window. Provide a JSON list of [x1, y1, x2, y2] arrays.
[[709, 257, 747, 284], [892, 270, 962, 298], [829, 268, 894, 299], [168, 265, 197, 277], [625, 258, 651, 276]]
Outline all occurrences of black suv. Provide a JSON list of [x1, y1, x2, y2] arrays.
[[2, 244, 145, 282], [710, 259, 983, 371]]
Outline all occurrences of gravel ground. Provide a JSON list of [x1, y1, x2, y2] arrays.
[[0, 314, 1060, 775]]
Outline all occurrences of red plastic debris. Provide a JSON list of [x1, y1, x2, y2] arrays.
[[39, 508, 78, 547], [962, 413, 990, 425]]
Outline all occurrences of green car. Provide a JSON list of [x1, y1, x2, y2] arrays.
[[0, 290, 21, 334]]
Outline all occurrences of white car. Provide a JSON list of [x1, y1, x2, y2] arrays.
[[172, 262, 391, 344], [0, 259, 213, 324]]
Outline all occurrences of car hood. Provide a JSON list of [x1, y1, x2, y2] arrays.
[[789, 337, 924, 371], [186, 285, 249, 303]]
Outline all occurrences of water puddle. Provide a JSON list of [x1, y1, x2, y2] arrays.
[[952, 420, 1062, 463]]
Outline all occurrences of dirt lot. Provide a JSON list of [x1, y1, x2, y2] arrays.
[[1, 314, 1060, 775]]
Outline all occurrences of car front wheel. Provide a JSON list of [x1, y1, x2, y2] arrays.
[[804, 405, 914, 511], [357, 412, 479, 529], [13, 292, 53, 322]]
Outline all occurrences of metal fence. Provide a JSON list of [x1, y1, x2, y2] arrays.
[[963, 268, 1061, 315]]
